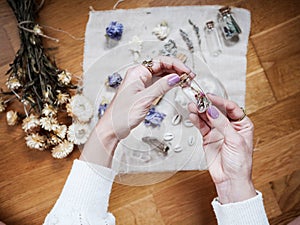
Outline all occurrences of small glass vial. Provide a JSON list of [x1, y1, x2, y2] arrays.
[[204, 21, 222, 56], [178, 73, 211, 113], [218, 6, 242, 40]]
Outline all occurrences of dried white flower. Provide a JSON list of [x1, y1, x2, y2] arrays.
[[58, 71, 72, 85], [56, 90, 70, 105], [48, 134, 61, 146], [6, 110, 18, 126], [67, 123, 91, 145], [129, 36, 143, 62], [54, 124, 67, 139], [67, 94, 93, 123], [51, 140, 74, 159], [42, 103, 57, 117], [25, 133, 46, 150], [22, 114, 40, 132], [6, 76, 22, 90], [0, 97, 6, 112], [40, 116, 58, 131], [152, 21, 170, 41]]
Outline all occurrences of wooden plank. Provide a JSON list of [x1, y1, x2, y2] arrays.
[[153, 171, 217, 225], [270, 170, 300, 213], [245, 70, 276, 114], [256, 183, 282, 220], [112, 195, 165, 225], [239, 0, 300, 35], [251, 16, 300, 100], [252, 130, 300, 185], [246, 40, 264, 76], [250, 92, 300, 147]]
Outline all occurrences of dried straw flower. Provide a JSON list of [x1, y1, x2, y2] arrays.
[[58, 71, 72, 85], [40, 116, 58, 131], [53, 124, 67, 139], [51, 140, 74, 159], [67, 122, 90, 145], [48, 134, 61, 146], [42, 103, 57, 117], [67, 94, 93, 123], [25, 133, 46, 150], [6, 110, 18, 126], [22, 114, 40, 132], [56, 90, 70, 105], [6, 76, 22, 90]]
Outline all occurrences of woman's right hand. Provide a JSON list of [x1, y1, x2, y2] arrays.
[[188, 94, 257, 204]]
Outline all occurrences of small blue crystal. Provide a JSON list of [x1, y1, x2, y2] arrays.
[[98, 102, 109, 118], [108, 72, 123, 88], [144, 107, 166, 127], [106, 21, 124, 41]]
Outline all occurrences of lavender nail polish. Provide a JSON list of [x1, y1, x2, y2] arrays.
[[207, 106, 219, 119], [167, 74, 180, 86]]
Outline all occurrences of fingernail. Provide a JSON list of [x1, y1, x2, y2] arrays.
[[167, 74, 180, 86], [207, 105, 219, 119]]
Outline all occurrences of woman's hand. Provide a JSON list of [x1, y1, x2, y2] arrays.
[[188, 94, 256, 204], [80, 56, 193, 167], [103, 56, 193, 140]]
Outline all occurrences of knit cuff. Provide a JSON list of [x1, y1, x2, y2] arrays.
[[211, 191, 269, 225], [52, 159, 116, 217]]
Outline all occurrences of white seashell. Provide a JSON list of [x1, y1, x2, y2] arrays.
[[163, 133, 174, 141], [174, 145, 183, 153], [183, 119, 194, 127], [188, 136, 195, 146], [152, 21, 170, 41], [172, 114, 182, 125]]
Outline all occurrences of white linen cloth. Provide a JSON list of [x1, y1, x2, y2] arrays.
[[83, 6, 251, 175]]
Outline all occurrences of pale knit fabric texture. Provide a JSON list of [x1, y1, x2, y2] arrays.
[[212, 191, 270, 225], [43, 159, 116, 225], [44, 160, 269, 224]]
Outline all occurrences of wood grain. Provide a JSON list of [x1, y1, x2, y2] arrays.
[[0, 0, 299, 224]]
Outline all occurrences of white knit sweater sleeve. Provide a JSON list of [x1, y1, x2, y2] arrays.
[[211, 191, 270, 225], [43, 159, 116, 225]]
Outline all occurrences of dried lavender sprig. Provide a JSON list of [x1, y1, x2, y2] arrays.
[[179, 29, 195, 69], [179, 29, 194, 53], [188, 19, 207, 63]]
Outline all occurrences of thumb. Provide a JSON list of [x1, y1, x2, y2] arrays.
[[206, 105, 241, 145], [140, 73, 180, 102]]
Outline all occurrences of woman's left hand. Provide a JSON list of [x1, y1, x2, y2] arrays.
[[80, 56, 193, 166], [101, 56, 194, 139]]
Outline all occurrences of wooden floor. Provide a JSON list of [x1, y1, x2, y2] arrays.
[[0, 0, 299, 224]]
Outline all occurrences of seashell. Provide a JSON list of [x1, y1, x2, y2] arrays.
[[183, 119, 194, 127], [174, 145, 183, 153], [163, 132, 174, 141], [152, 21, 170, 41], [172, 114, 182, 125], [188, 136, 195, 146]]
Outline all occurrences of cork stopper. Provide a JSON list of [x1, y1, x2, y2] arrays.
[[179, 73, 192, 87], [206, 21, 215, 29], [219, 6, 231, 15]]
